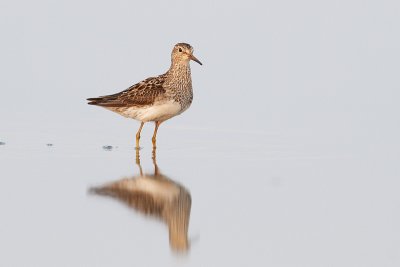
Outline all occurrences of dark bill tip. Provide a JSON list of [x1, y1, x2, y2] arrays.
[[189, 54, 202, 65]]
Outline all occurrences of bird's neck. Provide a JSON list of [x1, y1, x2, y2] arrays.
[[165, 61, 193, 110], [167, 61, 192, 82]]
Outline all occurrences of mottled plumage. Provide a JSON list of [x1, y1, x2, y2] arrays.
[[87, 43, 202, 148], [87, 75, 167, 107]]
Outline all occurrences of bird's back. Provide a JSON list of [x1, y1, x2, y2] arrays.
[[87, 74, 167, 108]]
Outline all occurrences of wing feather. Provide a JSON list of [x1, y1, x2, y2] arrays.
[[87, 75, 166, 107]]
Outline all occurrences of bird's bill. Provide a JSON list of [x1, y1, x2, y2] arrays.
[[189, 54, 202, 65]]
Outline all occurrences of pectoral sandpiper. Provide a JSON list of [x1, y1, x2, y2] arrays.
[[87, 43, 202, 148]]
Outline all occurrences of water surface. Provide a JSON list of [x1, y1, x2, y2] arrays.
[[0, 127, 399, 266]]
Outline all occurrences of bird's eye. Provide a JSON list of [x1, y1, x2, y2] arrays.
[[178, 48, 182, 52]]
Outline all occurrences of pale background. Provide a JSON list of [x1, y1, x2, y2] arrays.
[[0, 0, 399, 266]]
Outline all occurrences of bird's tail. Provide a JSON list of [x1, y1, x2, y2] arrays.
[[86, 97, 103, 105]]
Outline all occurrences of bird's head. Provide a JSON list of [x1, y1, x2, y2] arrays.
[[171, 43, 202, 66]]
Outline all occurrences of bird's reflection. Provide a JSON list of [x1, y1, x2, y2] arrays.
[[90, 148, 191, 252]]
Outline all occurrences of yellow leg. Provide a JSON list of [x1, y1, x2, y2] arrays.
[[135, 148, 143, 176], [135, 122, 144, 149], [152, 146, 159, 175], [152, 121, 161, 148]]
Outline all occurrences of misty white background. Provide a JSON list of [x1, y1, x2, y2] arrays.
[[0, 0, 399, 266]]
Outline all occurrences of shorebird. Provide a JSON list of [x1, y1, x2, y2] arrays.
[[87, 43, 202, 148]]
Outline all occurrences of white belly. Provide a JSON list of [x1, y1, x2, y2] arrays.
[[117, 100, 182, 122]]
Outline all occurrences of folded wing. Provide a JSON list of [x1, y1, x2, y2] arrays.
[[87, 75, 166, 107]]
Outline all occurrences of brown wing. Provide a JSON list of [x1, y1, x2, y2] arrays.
[[87, 75, 166, 107]]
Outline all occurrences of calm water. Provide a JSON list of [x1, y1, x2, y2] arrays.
[[0, 126, 399, 266]]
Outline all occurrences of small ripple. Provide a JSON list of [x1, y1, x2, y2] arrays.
[[102, 145, 113, 151]]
